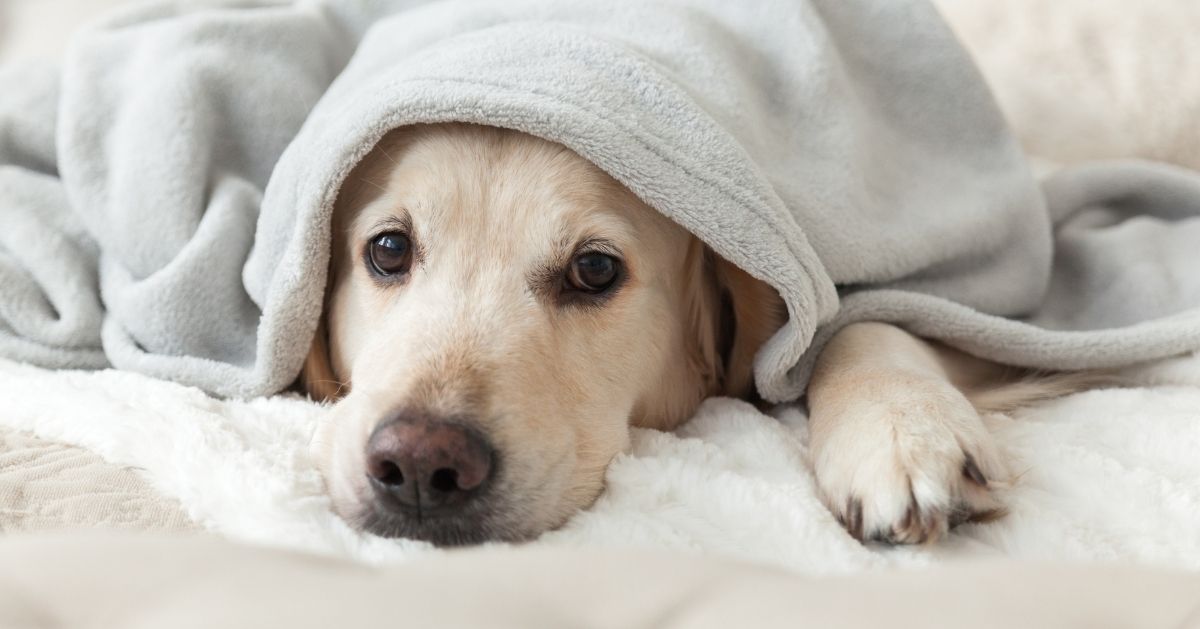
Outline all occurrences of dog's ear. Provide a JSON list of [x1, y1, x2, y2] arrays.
[[298, 129, 404, 403], [681, 239, 725, 399], [300, 314, 345, 402], [683, 240, 786, 402], [710, 252, 787, 400]]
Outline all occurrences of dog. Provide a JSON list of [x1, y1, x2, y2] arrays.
[[303, 122, 1090, 546]]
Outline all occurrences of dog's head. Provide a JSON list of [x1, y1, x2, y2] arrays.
[[304, 123, 783, 545]]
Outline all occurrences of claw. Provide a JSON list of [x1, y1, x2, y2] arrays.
[[844, 496, 864, 541], [962, 453, 988, 487]]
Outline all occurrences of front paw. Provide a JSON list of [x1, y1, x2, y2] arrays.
[[811, 381, 1008, 544]]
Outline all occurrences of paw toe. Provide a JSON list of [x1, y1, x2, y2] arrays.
[[837, 454, 1007, 546]]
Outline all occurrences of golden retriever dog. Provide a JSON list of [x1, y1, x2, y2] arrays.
[[303, 123, 1083, 546]]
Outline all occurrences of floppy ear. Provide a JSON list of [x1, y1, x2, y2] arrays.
[[300, 314, 344, 402], [711, 252, 787, 399], [680, 239, 725, 399], [297, 129, 414, 402], [682, 240, 787, 403]]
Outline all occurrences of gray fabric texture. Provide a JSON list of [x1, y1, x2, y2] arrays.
[[0, 0, 1197, 401]]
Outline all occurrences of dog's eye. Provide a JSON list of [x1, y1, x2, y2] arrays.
[[367, 232, 413, 277], [566, 252, 619, 293]]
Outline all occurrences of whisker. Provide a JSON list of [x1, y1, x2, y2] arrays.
[[309, 379, 350, 399], [378, 145, 400, 166], [359, 177, 388, 194]]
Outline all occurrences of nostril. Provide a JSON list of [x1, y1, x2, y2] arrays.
[[376, 460, 405, 486], [366, 414, 495, 511], [429, 468, 458, 493]]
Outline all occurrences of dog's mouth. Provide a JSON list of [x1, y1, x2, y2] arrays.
[[357, 511, 512, 547], [354, 480, 533, 546]]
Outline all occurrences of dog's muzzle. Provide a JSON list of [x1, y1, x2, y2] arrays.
[[360, 412, 499, 545]]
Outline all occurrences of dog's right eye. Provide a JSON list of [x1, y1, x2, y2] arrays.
[[367, 232, 413, 277], [566, 252, 620, 294]]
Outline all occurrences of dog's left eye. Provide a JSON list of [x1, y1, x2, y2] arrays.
[[566, 252, 619, 294], [367, 232, 413, 277]]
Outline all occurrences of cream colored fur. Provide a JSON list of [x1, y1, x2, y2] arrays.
[[305, 124, 781, 542], [805, 324, 1095, 543]]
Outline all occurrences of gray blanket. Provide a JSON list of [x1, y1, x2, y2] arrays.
[[1, 0, 1198, 401]]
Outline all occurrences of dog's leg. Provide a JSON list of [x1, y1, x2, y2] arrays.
[[807, 322, 1007, 544]]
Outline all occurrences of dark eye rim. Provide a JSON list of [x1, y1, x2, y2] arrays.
[[363, 231, 414, 280], [566, 252, 620, 293], [559, 249, 626, 306]]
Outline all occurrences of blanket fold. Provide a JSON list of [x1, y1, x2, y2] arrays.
[[0, 62, 107, 370], [1, 0, 1198, 400]]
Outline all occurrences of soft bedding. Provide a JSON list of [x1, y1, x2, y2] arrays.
[[1, 0, 1199, 598], [2, 354, 1200, 570], [0, 426, 193, 534]]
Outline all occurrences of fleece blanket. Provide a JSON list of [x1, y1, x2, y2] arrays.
[[2, 0, 1200, 402], [3, 354, 1200, 570]]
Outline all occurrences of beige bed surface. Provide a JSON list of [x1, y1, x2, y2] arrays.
[[0, 427, 194, 534], [2, 532, 1199, 629]]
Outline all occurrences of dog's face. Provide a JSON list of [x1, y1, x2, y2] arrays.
[[305, 124, 782, 545]]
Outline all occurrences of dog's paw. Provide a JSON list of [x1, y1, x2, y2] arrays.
[[810, 378, 1008, 544]]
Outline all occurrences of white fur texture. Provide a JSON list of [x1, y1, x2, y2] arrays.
[[2, 355, 1198, 573]]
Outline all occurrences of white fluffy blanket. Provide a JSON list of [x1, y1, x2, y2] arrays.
[[3, 356, 1198, 573]]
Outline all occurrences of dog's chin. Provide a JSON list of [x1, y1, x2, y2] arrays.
[[345, 475, 574, 546], [356, 509, 534, 546], [352, 501, 546, 546]]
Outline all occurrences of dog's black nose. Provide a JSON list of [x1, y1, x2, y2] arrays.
[[365, 414, 494, 513]]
